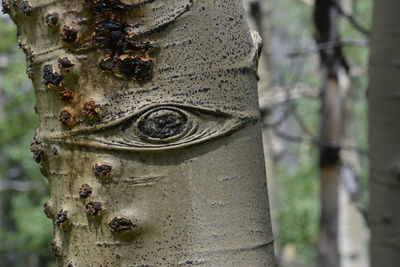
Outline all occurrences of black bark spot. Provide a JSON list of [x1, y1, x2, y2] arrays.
[[58, 57, 74, 70], [94, 20, 126, 51], [118, 57, 153, 79], [108, 217, 136, 232], [93, 163, 112, 179], [85, 201, 102, 217], [319, 144, 340, 167], [60, 25, 78, 43], [2, 1, 12, 14], [79, 184, 93, 198], [138, 109, 187, 139], [42, 65, 63, 86], [20, 1, 32, 16], [45, 12, 59, 26], [99, 57, 119, 72], [30, 139, 44, 163], [90, 0, 131, 15], [55, 210, 69, 224]]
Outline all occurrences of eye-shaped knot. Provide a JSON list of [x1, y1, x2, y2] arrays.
[[48, 104, 256, 151], [138, 108, 189, 142]]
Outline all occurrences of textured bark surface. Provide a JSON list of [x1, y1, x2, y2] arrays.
[[4, 0, 275, 266], [368, 1, 400, 266], [244, 0, 279, 255]]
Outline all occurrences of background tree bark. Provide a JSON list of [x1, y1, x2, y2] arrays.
[[5, 0, 275, 266], [368, 1, 400, 266], [314, 0, 348, 266]]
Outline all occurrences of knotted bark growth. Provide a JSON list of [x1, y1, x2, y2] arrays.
[[4, 0, 274, 266]]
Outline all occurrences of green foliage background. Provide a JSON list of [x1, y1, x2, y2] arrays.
[[0, 0, 372, 266], [271, 0, 372, 266], [0, 16, 53, 267]]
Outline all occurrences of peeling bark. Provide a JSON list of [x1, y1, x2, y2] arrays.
[[4, 0, 275, 266]]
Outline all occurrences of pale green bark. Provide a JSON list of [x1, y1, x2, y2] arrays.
[[244, 0, 279, 255], [5, 0, 275, 266], [368, 1, 400, 266]]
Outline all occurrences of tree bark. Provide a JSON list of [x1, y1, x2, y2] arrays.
[[368, 1, 400, 266], [314, 0, 348, 266], [244, 0, 279, 256], [339, 72, 369, 267], [4, 0, 275, 266]]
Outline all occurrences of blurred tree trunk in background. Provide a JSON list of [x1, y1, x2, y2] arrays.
[[368, 1, 400, 266], [314, 0, 348, 266], [5, 0, 275, 266], [339, 64, 370, 267], [338, 2, 370, 267]]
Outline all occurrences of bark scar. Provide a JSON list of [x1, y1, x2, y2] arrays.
[[43, 104, 257, 151]]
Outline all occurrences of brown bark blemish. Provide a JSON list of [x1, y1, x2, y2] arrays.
[[85, 201, 103, 217], [45, 12, 59, 27], [59, 89, 75, 102], [108, 217, 136, 232], [59, 109, 74, 126], [79, 184, 93, 198], [60, 25, 79, 43], [30, 139, 44, 163], [43, 65, 63, 87], [93, 163, 112, 180], [83, 100, 101, 120], [44, 201, 54, 219]]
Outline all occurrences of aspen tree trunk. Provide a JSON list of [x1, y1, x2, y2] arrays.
[[339, 73, 369, 267], [314, 1, 348, 266], [4, 0, 275, 266], [338, 2, 369, 267], [339, 73, 370, 267], [244, 0, 279, 255], [368, 1, 400, 266]]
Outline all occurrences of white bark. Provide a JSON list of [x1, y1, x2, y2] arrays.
[[5, 0, 275, 265]]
